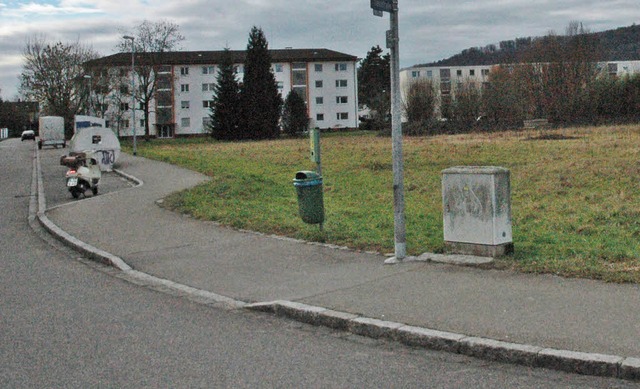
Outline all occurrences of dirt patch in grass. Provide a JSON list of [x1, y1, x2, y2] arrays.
[[523, 133, 581, 141]]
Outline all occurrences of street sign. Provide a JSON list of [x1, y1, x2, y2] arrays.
[[386, 29, 394, 49], [370, 0, 394, 13]]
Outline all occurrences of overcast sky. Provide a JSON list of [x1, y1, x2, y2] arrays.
[[1, 0, 639, 99]]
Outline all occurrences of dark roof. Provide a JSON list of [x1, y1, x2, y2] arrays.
[[86, 48, 358, 67]]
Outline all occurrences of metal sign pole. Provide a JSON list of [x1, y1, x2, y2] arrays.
[[371, 0, 406, 262], [388, 0, 406, 262]]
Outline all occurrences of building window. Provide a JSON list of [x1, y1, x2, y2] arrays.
[[275, 64, 283, 72], [316, 97, 324, 105], [412, 71, 420, 78], [122, 120, 130, 128], [481, 69, 490, 76], [457, 69, 463, 77], [315, 64, 323, 72], [336, 79, 348, 88], [335, 63, 347, 71], [138, 102, 144, 110], [158, 125, 173, 138], [315, 80, 323, 88], [120, 103, 129, 111], [181, 101, 190, 109], [203, 117, 212, 128], [426, 70, 433, 78], [316, 113, 324, 121], [140, 119, 145, 128], [337, 112, 349, 120], [441, 82, 451, 94], [203, 100, 214, 108], [202, 66, 215, 74], [277, 81, 284, 90], [336, 96, 348, 104], [470, 69, 475, 76], [180, 67, 189, 75], [181, 117, 190, 128], [119, 84, 129, 94], [181, 84, 190, 92], [202, 83, 215, 92]]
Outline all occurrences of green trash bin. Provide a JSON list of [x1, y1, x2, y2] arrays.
[[293, 171, 325, 224]]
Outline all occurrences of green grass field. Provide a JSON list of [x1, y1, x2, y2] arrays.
[[125, 125, 640, 283]]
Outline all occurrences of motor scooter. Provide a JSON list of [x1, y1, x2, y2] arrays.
[[60, 151, 101, 199]]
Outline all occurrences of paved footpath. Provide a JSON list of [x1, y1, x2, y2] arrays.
[[38, 150, 640, 380]]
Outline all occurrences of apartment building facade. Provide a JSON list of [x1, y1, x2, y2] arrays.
[[400, 60, 640, 118], [86, 48, 359, 138]]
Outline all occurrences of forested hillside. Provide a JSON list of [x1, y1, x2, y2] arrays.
[[418, 24, 640, 67]]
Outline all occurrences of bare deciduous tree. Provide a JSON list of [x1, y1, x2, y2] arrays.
[[403, 78, 437, 124], [117, 20, 185, 140], [20, 35, 98, 138], [451, 78, 482, 126]]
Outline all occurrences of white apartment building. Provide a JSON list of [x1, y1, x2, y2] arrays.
[[86, 48, 359, 138]]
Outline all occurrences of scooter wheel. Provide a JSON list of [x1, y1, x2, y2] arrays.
[[92, 187, 98, 196], [71, 188, 81, 199]]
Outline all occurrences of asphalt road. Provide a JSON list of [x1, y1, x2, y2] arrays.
[[1, 138, 636, 388]]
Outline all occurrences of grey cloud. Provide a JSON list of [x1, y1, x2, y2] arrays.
[[2, 0, 640, 98]]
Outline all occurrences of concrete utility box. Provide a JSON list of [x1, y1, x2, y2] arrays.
[[442, 166, 513, 257]]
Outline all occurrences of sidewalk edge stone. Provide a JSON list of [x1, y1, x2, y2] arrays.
[[620, 357, 640, 380], [459, 336, 541, 366], [537, 348, 623, 377], [348, 317, 404, 339], [396, 325, 465, 353]]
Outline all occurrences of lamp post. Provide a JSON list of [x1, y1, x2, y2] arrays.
[[83, 74, 92, 116], [123, 35, 137, 156]]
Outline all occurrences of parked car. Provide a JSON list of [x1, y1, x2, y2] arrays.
[[21, 130, 36, 141]]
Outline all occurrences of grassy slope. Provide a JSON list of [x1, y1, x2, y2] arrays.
[[129, 125, 640, 282]]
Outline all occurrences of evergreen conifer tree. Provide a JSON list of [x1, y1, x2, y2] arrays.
[[281, 90, 309, 136], [210, 48, 240, 140], [240, 26, 282, 139]]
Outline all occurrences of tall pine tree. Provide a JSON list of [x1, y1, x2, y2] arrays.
[[358, 46, 391, 123], [281, 90, 309, 137], [210, 48, 240, 140], [240, 26, 282, 139]]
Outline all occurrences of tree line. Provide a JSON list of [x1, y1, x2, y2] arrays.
[[420, 23, 640, 68], [402, 23, 640, 135]]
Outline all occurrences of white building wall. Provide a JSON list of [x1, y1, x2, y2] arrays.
[[171, 59, 358, 136], [104, 54, 358, 138], [307, 61, 358, 129]]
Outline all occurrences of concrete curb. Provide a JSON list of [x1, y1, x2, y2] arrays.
[[32, 147, 639, 382], [33, 146, 132, 271], [245, 300, 640, 381]]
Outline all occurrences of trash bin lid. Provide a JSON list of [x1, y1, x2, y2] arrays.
[[293, 170, 322, 186], [295, 170, 321, 180]]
